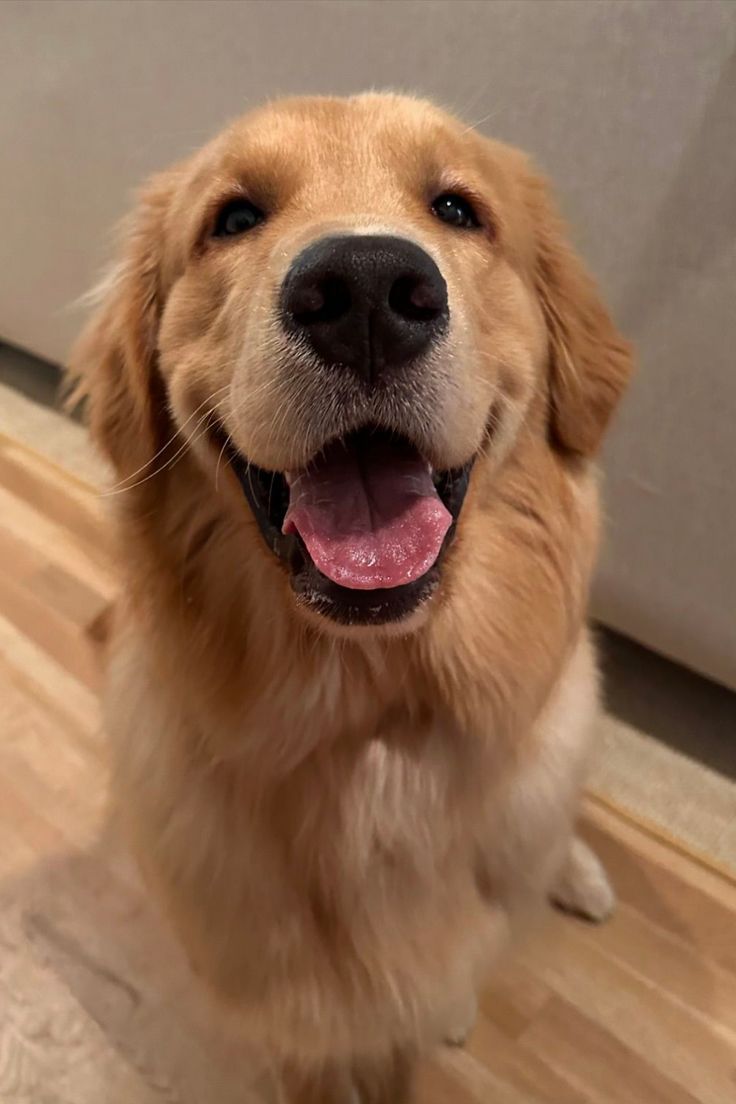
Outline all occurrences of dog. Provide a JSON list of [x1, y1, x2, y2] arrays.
[[69, 93, 632, 1101]]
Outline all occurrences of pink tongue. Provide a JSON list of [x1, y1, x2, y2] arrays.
[[283, 437, 452, 590]]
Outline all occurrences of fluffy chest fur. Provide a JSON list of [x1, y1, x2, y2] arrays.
[[102, 442, 599, 1063]]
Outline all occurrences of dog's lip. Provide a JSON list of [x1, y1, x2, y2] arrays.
[[207, 420, 475, 624]]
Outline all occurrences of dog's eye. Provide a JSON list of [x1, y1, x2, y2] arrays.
[[213, 198, 265, 237], [431, 193, 479, 230]]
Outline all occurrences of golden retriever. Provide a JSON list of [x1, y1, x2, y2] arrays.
[[70, 93, 632, 1102]]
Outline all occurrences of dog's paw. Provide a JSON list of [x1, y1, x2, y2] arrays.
[[442, 991, 478, 1048], [551, 837, 615, 923]]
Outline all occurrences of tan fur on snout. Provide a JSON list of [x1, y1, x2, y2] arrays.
[[69, 93, 632, 1102]]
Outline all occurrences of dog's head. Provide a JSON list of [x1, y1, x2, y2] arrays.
[[72, 94, 631, 630]]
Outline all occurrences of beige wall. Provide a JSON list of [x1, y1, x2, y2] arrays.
[[2, 0, 735, 687]]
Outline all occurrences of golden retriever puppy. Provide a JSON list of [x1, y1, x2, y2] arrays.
[[70, 93, 632, 1101]]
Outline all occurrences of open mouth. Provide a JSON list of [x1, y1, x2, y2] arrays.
[[219, 425, 473, 626]]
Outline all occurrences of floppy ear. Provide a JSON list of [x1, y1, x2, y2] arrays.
[[67, 173, 175, 480], [525, 170, 633, 456]]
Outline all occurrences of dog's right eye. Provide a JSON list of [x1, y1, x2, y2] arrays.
[[431, 193, 480, 230], [212, 198, 265, 238]]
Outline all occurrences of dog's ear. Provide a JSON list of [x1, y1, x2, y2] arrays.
[[524, 169, 633, 456], [67, 172, 175, 480]]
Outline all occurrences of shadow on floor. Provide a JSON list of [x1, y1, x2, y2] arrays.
[[0, 341, 63, 407], [597, 626, 736, 782]]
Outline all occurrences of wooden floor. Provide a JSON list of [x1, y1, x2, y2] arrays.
[[1, 431, 735, 1104]]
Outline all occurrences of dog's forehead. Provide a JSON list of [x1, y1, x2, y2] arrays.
[[211, 95, 468, 189], [243, 93, 455, 147]]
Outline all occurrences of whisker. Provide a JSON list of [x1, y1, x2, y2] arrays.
[[105, 384, 230, 493], [458, 108, 499, 137], [215, 430, 233, 493], [100, 405, 219, 497]]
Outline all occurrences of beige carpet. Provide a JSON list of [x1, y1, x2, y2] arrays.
[[1, 372, 734, 877], [0, 377, 105, 486], [592, 712, 736, 874]]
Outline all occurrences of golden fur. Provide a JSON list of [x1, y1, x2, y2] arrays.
[[69, 94, 632, 1101]]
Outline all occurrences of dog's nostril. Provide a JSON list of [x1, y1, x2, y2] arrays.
[[291, 276, 351, 326], [388, 274, 446, 323]]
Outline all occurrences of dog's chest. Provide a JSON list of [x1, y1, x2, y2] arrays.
[[259, 714, 478, 913]]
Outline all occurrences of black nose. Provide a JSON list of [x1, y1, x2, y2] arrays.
[[280, 235, 448, 381]]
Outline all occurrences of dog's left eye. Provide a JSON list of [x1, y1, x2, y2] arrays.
[[431, 193, 479, 230], [212, 198, 265, 237]]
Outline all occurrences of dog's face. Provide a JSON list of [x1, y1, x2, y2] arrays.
[[73, 94, 631, 630]]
